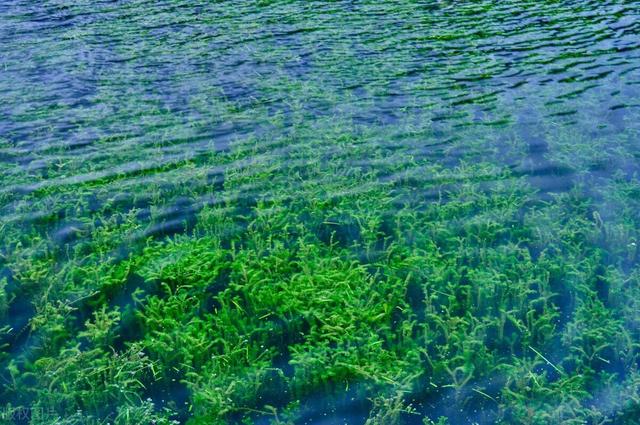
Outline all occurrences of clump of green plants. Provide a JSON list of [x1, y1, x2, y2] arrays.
[[2, 1, 640, 424]]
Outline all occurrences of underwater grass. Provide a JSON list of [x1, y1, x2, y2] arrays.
[[2, 1, 640, 424], [4, 158, 640, 424]]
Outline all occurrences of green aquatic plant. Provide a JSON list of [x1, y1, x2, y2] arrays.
[[2, 1, 640, 424]]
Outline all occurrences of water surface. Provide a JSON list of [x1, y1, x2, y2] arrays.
[[1, 1, 640, 424]]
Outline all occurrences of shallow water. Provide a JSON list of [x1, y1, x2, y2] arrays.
[[1, 1, 640, 424]]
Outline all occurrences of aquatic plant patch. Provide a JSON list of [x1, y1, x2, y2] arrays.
[[2, 1, 640, 424]]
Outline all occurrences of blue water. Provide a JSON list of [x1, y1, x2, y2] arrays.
[[2, 1, 640, 424]]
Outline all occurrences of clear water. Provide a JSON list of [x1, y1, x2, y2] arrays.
[[1, 1, 640, 424]]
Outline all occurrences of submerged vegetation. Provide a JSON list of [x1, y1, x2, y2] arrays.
[[2, 1, 640, 424]]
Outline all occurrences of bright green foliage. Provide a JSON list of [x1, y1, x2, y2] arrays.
[[2, 1, 640, 424]]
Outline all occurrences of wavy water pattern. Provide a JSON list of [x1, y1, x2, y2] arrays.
[[1, 1, 640, 424]]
